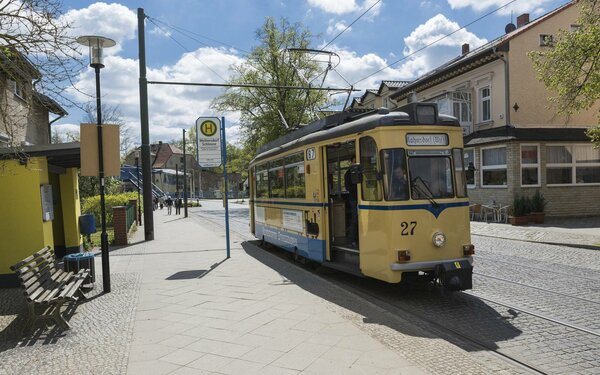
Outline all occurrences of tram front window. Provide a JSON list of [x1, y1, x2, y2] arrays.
[[408, 156, 454, 199]]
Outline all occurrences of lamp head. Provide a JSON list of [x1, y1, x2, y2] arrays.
[[77, 35, 116, 68]]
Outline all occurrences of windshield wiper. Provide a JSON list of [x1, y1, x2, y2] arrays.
[[411, 176, 439, 207]]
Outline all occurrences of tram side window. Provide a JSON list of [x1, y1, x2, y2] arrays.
[[285, 152, 305, 199], [359, 137, 382, 201], [453, 149, 468, 198], [381, 149, 408, 201], [256, 164, 269, 198], [269, 159, 285, 198]]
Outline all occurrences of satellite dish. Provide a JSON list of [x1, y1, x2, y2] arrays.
[[505, 23, 517, 33]]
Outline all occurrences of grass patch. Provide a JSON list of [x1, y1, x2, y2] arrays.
[[87, 228, 115, 248]]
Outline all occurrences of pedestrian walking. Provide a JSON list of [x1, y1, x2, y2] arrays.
[[175, 197, 182, 215], [165, 196, 173, 214]]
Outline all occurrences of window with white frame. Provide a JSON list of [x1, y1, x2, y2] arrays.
[[452, 92, 472, 123], [479, 86, 491, 122], [464, 148, 476, 188], [521, 144, 540, 186], [8, 79, 25, 100], [481, 146, 507, 187], [547, 144, 600, 185]]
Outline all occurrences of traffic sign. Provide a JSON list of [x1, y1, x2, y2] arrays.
[[195, 117, 222, 167]]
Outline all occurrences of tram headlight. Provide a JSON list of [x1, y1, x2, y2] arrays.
[[432, 232, 446, 247]]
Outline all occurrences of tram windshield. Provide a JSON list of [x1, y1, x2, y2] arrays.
[[382, 149, 454, 200], [408, 151, 454, 199]]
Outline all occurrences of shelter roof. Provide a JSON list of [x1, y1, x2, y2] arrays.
[[0, 142, 80, 168]]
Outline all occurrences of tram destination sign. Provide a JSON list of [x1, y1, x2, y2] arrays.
[[196, 117, 222, 167], [406, 133, 448, 146]]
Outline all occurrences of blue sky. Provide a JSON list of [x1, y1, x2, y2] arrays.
[[54, 0, 570, 145]]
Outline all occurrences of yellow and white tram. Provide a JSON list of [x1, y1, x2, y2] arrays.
[[248, 102, 474, 291]]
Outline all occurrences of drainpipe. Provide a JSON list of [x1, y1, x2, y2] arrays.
[[493, 47, 510, 126], [48, 113, 65, 143]]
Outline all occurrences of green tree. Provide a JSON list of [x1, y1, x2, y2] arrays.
[[1, 0, 84, 149], [211, 17, 331, 153], [529, 0, 600, 147], [226, 143, 254, 180]]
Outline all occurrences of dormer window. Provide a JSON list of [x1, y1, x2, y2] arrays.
[[539, 34, 554, 47], [8, 79, 26, 100]]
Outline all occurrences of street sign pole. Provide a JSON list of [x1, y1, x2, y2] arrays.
[[196, 116, 230, 258], [221, 117, 231, 259]]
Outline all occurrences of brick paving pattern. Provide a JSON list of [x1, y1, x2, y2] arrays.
[[0, 273, 140, 375]]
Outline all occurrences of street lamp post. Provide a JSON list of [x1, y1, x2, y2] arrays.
[[77, 35, 116, 294], [135, 151, 142, 225]]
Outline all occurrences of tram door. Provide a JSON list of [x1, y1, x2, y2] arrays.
[[324, 141, 361, 273]]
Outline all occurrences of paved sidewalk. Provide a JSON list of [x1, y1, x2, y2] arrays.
[[471, 216, 600, 248], [113, 211, 431, 375]]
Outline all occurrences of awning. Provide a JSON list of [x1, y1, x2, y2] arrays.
[[0, 142, 81, 169]]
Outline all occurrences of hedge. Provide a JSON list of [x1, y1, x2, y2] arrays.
[[81, 192, 140, 228]]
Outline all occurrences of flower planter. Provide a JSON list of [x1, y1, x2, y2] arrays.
[[510, 216, 529, 226], [530, 212, 545, 224]]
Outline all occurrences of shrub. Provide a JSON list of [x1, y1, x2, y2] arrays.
[[513, 195, 528, 217], [81, 192, 139, 228], [530, 190, 547, 212]]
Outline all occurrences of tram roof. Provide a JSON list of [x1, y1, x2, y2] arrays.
[[253, 102, 460, 164]]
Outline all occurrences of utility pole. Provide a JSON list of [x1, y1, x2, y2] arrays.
[[183, 129, 188, 217], [138, 8, 154, 240]]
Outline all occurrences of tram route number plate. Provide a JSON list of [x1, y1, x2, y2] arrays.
[[306, 147, 316, 160]]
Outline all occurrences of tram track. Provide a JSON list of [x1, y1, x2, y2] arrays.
[[473, 271, 600, 305], [474, 254, 600, 282]]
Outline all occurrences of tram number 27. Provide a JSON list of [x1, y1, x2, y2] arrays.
[[400, 221, 417, 236]]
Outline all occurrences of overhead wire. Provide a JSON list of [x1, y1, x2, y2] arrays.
[[320, 0, 382, 52], [146, 17, 229, 83], [350, 0, 519, 86], [148, 17, 250, 55]]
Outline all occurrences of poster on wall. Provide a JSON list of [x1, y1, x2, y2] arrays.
[[40, 184, 54, 221], [282, 209, 304, 232]]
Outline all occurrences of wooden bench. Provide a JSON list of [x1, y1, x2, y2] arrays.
[[10, 247, 89, 331]]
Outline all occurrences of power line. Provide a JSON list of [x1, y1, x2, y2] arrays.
[[148, 17, 250, 54], [321, 0, 382, 52], [351, 0, 519, 86], [146, 17, 229, 82]]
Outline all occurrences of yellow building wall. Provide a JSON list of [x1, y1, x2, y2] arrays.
[[0, 157, 54, 276], [60, 168, 82, 250], [508, 3, 600, 127]]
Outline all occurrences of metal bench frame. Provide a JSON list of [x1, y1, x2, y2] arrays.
[[10, 247, 89, 331]]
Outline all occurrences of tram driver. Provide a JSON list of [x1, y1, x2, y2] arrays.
[[391, 164, 408, 200]]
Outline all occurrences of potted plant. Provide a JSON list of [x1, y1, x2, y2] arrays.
[[510, 195, 529, 226], [529, 190, 547, 224]]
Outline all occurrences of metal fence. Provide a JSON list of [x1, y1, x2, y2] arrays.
[[125, 203, 136, 230]]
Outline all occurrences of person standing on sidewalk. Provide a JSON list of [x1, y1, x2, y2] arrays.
[[165, 196, 173, 215], [175, 197, 182, 215]]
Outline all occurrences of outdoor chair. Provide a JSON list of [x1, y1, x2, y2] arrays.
[[497, 205, 512, 223], [469, 203, 482, 221], [481, 204, 497, 223]]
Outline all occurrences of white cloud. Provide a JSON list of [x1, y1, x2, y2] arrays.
[[65, 47, 245, 144], [400, 14, 487, 77], [62, 2, 138, 54], [307, 0, 381, 17], [327, 20, 350, 35], [307, 0, 358, 15], [447, 0, 554, 16]]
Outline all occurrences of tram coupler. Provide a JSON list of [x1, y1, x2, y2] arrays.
[[434, 260, 473, 292]]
